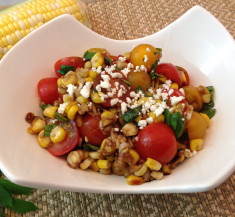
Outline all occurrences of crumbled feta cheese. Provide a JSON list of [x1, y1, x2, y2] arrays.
[[126, 97, 132, 104], [100, 74, 111, 89], [170, 96, 184, 106], [179, 88, 185, 95], [80, 82, 93, 98], [114, 128, 119, 132], [143, 55, 148, 62], [110, 72, 123, 78], [96, 66, 103, 73], [146, 47, 150, 52], [67, 84, 77, 97], [118, 89, 123, 97], [168, 89, 174, 96], [58, 102, 68, 114], [96, 85, 101, 92], [130, 91, 137, 98], [121, 102, 128, 114], [134, 65, 140, 72], [146, 117, 153, 124], [138, 120, 147, 129], [110, 98, 119, 106], [118, 56, 126, 62], [114, 82, 119, 87], [140, 65, 147, 72]]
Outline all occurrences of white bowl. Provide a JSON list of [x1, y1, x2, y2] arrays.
[[0, 5, 235, 193]]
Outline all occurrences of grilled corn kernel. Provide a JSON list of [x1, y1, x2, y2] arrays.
[[200, 113, 210, 128], [129, 149, 139, 165], [50, 126, 66, 143], [134, 164, 148, 177], [170, 83, 179, 89], [156, 114, 165, 123], [101, 111, 117, 127], [91, 92, 103, 103], [123, 52, 130, 59], [99, 168, 111, 175], [89, 70, 97, 79], [85, 77, 93, 82], [97, 159, 112, 169], [57, 78, 63, 88], [43, 106, 58, 119], [31, 118, 46, 133], [67, 104, 79, 120], [151, 171, 164, 180], [60, 73, 77, 87], [38, 130, 51, 148], [156, 99, 162, 104], [67, 150, 89, 169], [75, 115, 83, 127], [145, 158, 162, 171], [77, 95, 88, 104], [63, 94, 74, 103], [202, 93, 211, 103], [117, 60, 128, 69], [106, 155, 115, 161], [162, 164, 171, 175], [126, 175, 144, 185], [80, 158, 94, 170], [122, 123, 139, 136], [89, 152, 104, 160], [90, 161, 99, 172], [91, 52, 104, 68], [148, 112, 157, 123], [137, 97, 149, 105], [190, 139, 203, 152], [84, 61, 92, 69]]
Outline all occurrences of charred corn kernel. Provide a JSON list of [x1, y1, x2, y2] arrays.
[[90, 161, 99, 172], [106, 155, 115, 161], [63, 94, 74, 103], [31, 118, 46, 133], [97, 159, 112, 169], [122, 123, 139, 136], [156, 114, 164, 123], [190, 139, 203, 152], [145, 158, 162, 171], [67, 150, 89, 169], [135, 115, 142, 123], [50, 126, 66, 143], [57, 78, 62, 88], [88, 48, 109, 55], [202, 93, 211, 103], [159, 75, 166, 83], [129, 149, 139, 165], [65, 101, 77, 113], [126, 175, 144, 185], [75, 115, 83, 127], [89, 70, 97, 79], [134, 164, 148, 177], [170, 83, 179, 89], [77, 95, 88, 104], [200, 113, 210, 127], [80, 158, 94, 170], [43, 106, 58, 119], [100, 138, 116, 156], [84, 61, 92, 69], [117, 60, 127, 69], [60, 72, 77, 87], [91, 92, 103, 103], [67, 104, 79, 120], [83, 77, 92, 82], [58, 87, 67, 94], [156, 99, 162, 104], [99, 168, 111, 175], [101, 111, 117, 127], [0, 0, 91, 60], [148, 112, 157, 123], [162, 164, 171, 175], [38, 130, 51, 148], [89, 152, 104, 160], [180, 71, 187, 84], [91, 52, 104, 68], [151, 171, 164, 180], [137, 97, 149, 105], [123, 52, 130, 59]]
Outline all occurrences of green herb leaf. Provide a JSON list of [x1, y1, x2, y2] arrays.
[[170, 112, 185, 138], [164, 109, 171, 126], [201, 108, 216, 119], [83, 143, 99, 151], [104, 57, 112, 66], [57, 65, 74, 76], [115, 67, 121, 71], [121, 106, 142, 123], [0, 180, 34, 195], [8, 198, 38, 214], [83, 51, 96, 61], [0, 209, 2, 217], [54, 112, 69, 123], [150, 72, 162, 80], [154, 48, 162, 55], [150, 59, 159, 73], [0, 185, 13, 207], [135, 86, 151, 97], [121, 79, 131, 86], [39, 104, 51, 110], [44, 124, 57, 137], [201, 86, 216, 119]]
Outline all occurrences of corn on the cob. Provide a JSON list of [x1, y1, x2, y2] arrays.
[[0, 0, 91, 60]]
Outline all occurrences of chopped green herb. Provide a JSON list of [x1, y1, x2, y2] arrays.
[[121, 79, 131, 86], [83, 50, 96, 61], [201, 86, 216, 119], [115, 67, 121, 71], [121, 106, 142, 123], [54, 112, 69, 123], [201, 108, 216, 119], [57, 65, 74, 76], [104, 57, 112, 66], [83, 143, 99, 151], [135, 86, 151, 97], [39, 104, 51, 110], [154, 48, 162, 55], [150, 59, 159, 73], [164, 109, 171, 126], [44, 124, 57, 137], [150, 72, 162, 80]]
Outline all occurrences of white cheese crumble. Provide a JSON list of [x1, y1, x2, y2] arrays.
[[80, 82, 93, 98], [110, 98, 119, 106], [121, 102, 128, 114], [138, 120, 147, 129], [67, 84, 77, 97], [146, 47, 150, 52], [58, 102, 68, 114], [143, 55, 148, 62], [170, 96, 184, 106], [118, 56, 126, 62]]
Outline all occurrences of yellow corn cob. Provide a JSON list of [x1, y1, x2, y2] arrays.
[[0, 0, 91, 60]]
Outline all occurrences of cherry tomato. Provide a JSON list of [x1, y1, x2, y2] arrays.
[[183, 86, 202, 111], [54, 57, 85, 77], [156, 63, 183, 87], [167, 89, 187, 114], [79, 115, 108, 146], [177, 66, 190, 86], [130, 44, 160, 71], [93, 71, 131, 107], [127, 69, 151, 90], [47, 120, 79, 156], [135, 123, 177, 164], [37, 77, 59, 104]]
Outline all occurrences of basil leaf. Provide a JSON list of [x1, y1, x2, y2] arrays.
[[54, 112, 69, 123], [0, 185, 13, 207], [0, 180, 34, 195], [164, 109, 171, 126], [57, 65, 74, 76], [154, 48, 162, 55], [8, 198, 38, 213], [44, 124, 57, 137], [121, 79, 131, 86], [83, 143, 99, 151], [135, 86, 151, 97], [150, 59, 159, 73], [39, 104, 51, 110], [83, 51, 96, 61], [201, 86, 216, 119], [170, 112, 185, 138], [201, 108, 216, 119], [150, 72, 162, 80], [121, 106, 142, 123], [104, 57, 112, 66]]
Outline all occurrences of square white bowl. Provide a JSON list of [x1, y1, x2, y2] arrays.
[[0, 5, 235, 193]]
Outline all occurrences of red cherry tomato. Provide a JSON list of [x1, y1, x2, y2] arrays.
[[93, 71, 131, 107], [54, 57, 85, 77], [156, 63, 183, 87], [167, 89, 187, 114], [37, 77, 59, 104], [177, 66, 190, 86], [79, 115, 108, 146], [47, 120, 79, 156], [135, 123, 177, 164]]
